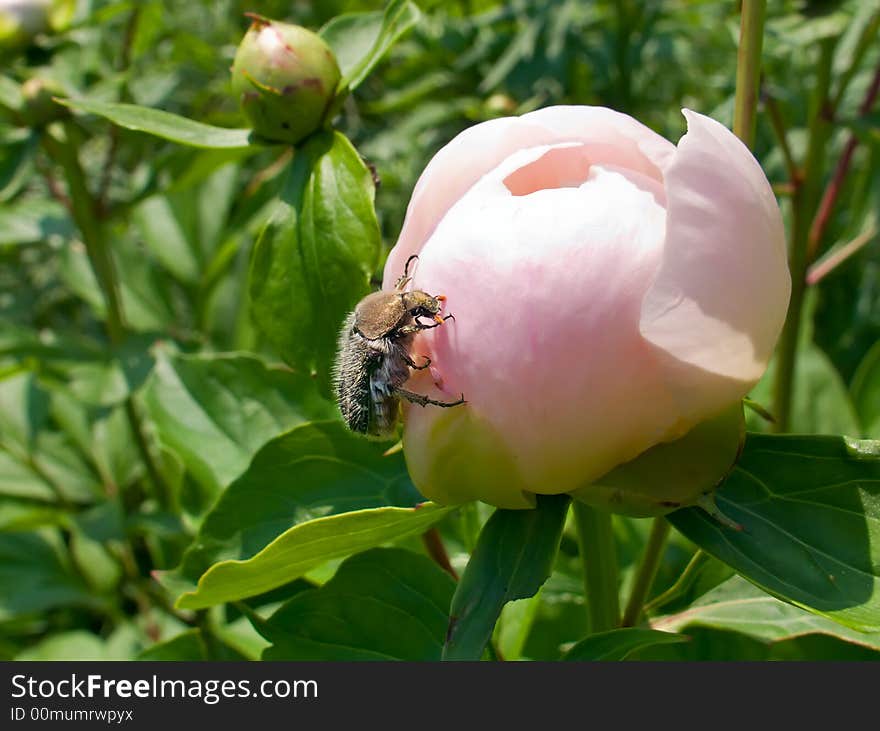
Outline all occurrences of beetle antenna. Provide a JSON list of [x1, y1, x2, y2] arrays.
[[396, 254, 419, 291]]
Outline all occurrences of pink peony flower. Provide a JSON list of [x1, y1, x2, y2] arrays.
[[383, 106, 790, 510]]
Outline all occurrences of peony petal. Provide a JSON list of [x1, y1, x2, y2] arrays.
[[399, 145, 679, 503], [640, 110, 790, 421], [522, 105, 676, 179], [382, 106, 675, 289]]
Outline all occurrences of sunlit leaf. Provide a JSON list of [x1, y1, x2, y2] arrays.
[[248, 131, 381, 393], [177, 503, 452, 609], [320, 0, 422, 92], [669, 434, 880, 632], [144, 351, 336, 496], [654, 576, 880, 651], [58, 98, 257, 149]]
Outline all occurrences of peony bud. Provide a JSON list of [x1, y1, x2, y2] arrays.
[[0, 0, 74, 49], [383, 106, 790, 512], [230, 14, 341, 145], [19, 75, 66, 126]]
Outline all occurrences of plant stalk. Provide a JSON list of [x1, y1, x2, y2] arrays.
[[572, 502, 620, 633], [621, 518, 670, 627], [42, 122, 171, 508], [733, 0, 767, 147], [42, 123, 125, 342], [772, 38, 836, 432], [807, 60, 880, 262]]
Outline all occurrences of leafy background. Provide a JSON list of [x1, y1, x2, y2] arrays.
[[1, 0, 879, 661]]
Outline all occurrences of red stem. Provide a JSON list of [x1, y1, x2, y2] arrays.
[[807, 62, 880, 261]]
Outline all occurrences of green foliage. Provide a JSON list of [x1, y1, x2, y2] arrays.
[[669, 434, 880, 631], [177, 503, 453, 609], [176, 419, 425, 580], [443, 494, 570, 660], [654, 576, 880, 652], [248, 130, 381, 392], [144, 350, 335, 497], [563, 628, 688, 661], [260, 548, 454, 660], [58, 99, 258, 149], [321, 0, 422, 93]]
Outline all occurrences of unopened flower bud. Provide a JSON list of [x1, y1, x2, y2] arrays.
[[19, 75, 66, 126], [383, 106, 790, 511], [0, 0, 74, 50], [230, 14, 341, 145]]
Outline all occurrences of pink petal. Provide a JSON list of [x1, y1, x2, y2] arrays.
[[640, 110, 790, 420], [400, 145, 678, 502], [382, 106, 675, 289]]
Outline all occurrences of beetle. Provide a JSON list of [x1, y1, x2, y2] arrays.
[[333, 255, 465, 438]]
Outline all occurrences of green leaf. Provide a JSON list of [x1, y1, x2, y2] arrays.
[[320, 1, 421, 92], [443, 494, 570, 661], [644, 551, 735, 615], [177, 503, 453, 610], [0, 530, 95, 619], [0, 129, 37, 202], [261, 548, 455, 660], [58, 237, 175, 332], [669, 433, 880, 632], [852, 340, 880, 436], [135, 629, 208, 661], [0, 75, 23, 112], [654, 576, 880, 651], [144, 350, 336, 496], [249, 131, 381, 392], [16, 631, 108, 661], [50, 392, 142, 492], [0, 372, 101, 503], [0, 198, 72, 245], [57, 98, 257, 149], [135, 629, 247, 661], [0, 371, 49, 456], [132, 162, 240, 285], [563, 628, 689, 661], [178, 420, 422, 580], [495, 592, 543, 661], [61, 336, 156, 408]]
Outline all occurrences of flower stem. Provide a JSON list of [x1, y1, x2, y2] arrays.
[[572, 502, 619, 633], [42, 122, 172, 509], [806, 225, 878, 287], [621, 518, 670, 627], [772, 39, 836, 432], [733, 0, 767, 147], [42, 123, 125, 342], [807, 59, 880, 262], [763, 93, 801, 186]]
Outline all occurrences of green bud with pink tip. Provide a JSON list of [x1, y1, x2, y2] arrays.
[[19, 75, 67, 126], [230, 13, 341, 145], [0, 0, 76, 50]]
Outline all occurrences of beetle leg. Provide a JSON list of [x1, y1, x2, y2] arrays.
[[415, 313, 455, 330], [403, 353, 432, 370], [394, 387, 465, 408]]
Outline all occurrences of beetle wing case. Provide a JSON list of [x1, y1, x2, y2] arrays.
[[354, 291, 406, 340]]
